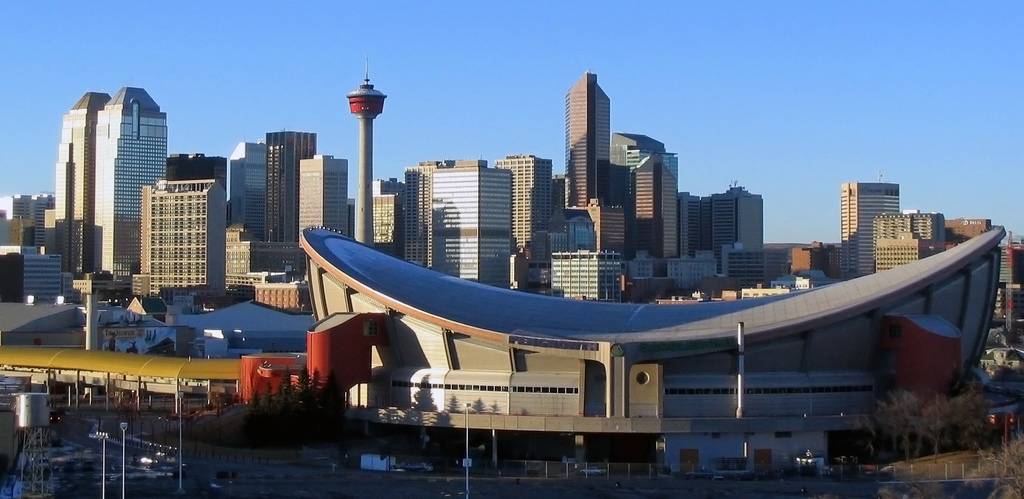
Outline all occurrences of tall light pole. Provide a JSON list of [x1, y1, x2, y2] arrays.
[[120, 421, 128, 499], [464, 402, 470, 499], [177, 392, 184, 494], [91, 431, 109, 499], [346, 69, 386, 245]]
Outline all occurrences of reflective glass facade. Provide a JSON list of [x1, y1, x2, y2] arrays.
[[265, 131, 316, 243], [565, 72, 611, 207], [94, 88, 167, 277], [431, 162, 511, 287], [228, 142, 268, 240], [54, 92, 110, 273]]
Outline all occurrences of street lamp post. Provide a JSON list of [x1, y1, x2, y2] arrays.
[[464, 403, 470, 499], [120, 421, 128, 499]]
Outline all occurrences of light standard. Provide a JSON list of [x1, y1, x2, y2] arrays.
[[90, 431, 109, 499], [176, 392, 184, 495], [120, 421, 128, 499], [464, 402, 470, 499]]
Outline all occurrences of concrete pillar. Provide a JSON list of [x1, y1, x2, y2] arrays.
[[491, 428, 498, 466]]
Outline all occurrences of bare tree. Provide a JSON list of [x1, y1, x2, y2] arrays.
[[876, 390, 920, 461], [987, 439, 1024, 499], [920, 395, 952, 457], [949, 386, 990, 451]]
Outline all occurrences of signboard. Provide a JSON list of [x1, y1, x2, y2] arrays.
[[102, 327, 177, 355]]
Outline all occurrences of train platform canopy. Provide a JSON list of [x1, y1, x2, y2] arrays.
[[0, 347, 239, 381]]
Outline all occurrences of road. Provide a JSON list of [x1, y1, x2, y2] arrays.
[[48, 412, 996, 499]]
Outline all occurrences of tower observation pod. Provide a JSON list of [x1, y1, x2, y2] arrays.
[[347, 74, 386, 245]]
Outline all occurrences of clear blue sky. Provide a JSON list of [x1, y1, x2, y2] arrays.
[[1, 1, 1021, 242]]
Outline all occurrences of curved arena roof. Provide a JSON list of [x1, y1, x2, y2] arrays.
[[301, 227, 1004, 345]]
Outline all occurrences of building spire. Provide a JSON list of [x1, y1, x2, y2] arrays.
[[364, 57, 370, 84]]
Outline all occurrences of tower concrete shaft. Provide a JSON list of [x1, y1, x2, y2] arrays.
[[355, 116, 374, 244]]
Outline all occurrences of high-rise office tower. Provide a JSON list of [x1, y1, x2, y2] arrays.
[[706, 185, 763, 271], [372, 177, 404, 196], [612, 133, 679, 258], [551, 174, 566, 212], [140, 179, 226, 295], [403, 160, 454, 266], [166, 153, 227, 188], [494, 154, 552, 251], [264, 131, 316, 243], [585, 200, 625, 255], [54, 91, 110, 274], [551, 250, 622, 301], [565, 72, 612, 207], [611, 133, 679, 181], [371, 177, 405, 257], [298, 155, 348, 234], [840, 182, 900, 277], [677, 192, 701, 257], [431, 161, 511, 287], [347, 75, 386, 245], [94, 87, 167, 277], [0, 247, 63, 303], [631, 155, 678, 258], [373, 193, 404, 258], [873, 211, 945, 243], [228, 141, 267, 240], [8, 194, 54, 251]]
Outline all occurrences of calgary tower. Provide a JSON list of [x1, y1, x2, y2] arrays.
[[347, 70, 386, 245]]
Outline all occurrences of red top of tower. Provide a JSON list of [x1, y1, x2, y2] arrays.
[[347, 77, 386, 118]]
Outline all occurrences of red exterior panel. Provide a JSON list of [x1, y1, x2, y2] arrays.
[[307, 313, 389, 393], [881, 315, 961, 396], [239, 354, 304, 402]]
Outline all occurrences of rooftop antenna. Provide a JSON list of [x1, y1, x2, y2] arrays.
[[730, 180, 739, 188], [878, 170, 886, 182], [364, 57, 370, 84]]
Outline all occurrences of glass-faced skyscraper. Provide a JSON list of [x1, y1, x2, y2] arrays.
[[611, 133, 679, 259], [94, 87, 167, 278], [431, 161, 511, 287], [54, 91, 110, 274], [264, 131, 316, 243], [228, 141, 267, 240], [565, 72, 611, 208]]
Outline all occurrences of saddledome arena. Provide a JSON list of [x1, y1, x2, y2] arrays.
[[298, 227, 1004, 471]]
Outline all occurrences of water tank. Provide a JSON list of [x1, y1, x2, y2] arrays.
[[16, 393, 49, 428]]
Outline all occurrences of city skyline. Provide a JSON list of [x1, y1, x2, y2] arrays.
[[1, 2, 1021, 243]]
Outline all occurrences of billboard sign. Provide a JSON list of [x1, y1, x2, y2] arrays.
[[102, 327, 177, 355]]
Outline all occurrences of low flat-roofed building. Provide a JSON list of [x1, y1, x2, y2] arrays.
[[254, 282, 310, 312], [170, 301, 314, 357], [741, 287, 792, 299], [0, 303, 83, 347]]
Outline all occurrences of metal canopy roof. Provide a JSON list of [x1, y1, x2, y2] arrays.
[[301, 227, 1004, 344], [0, 347, 239, 381]]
